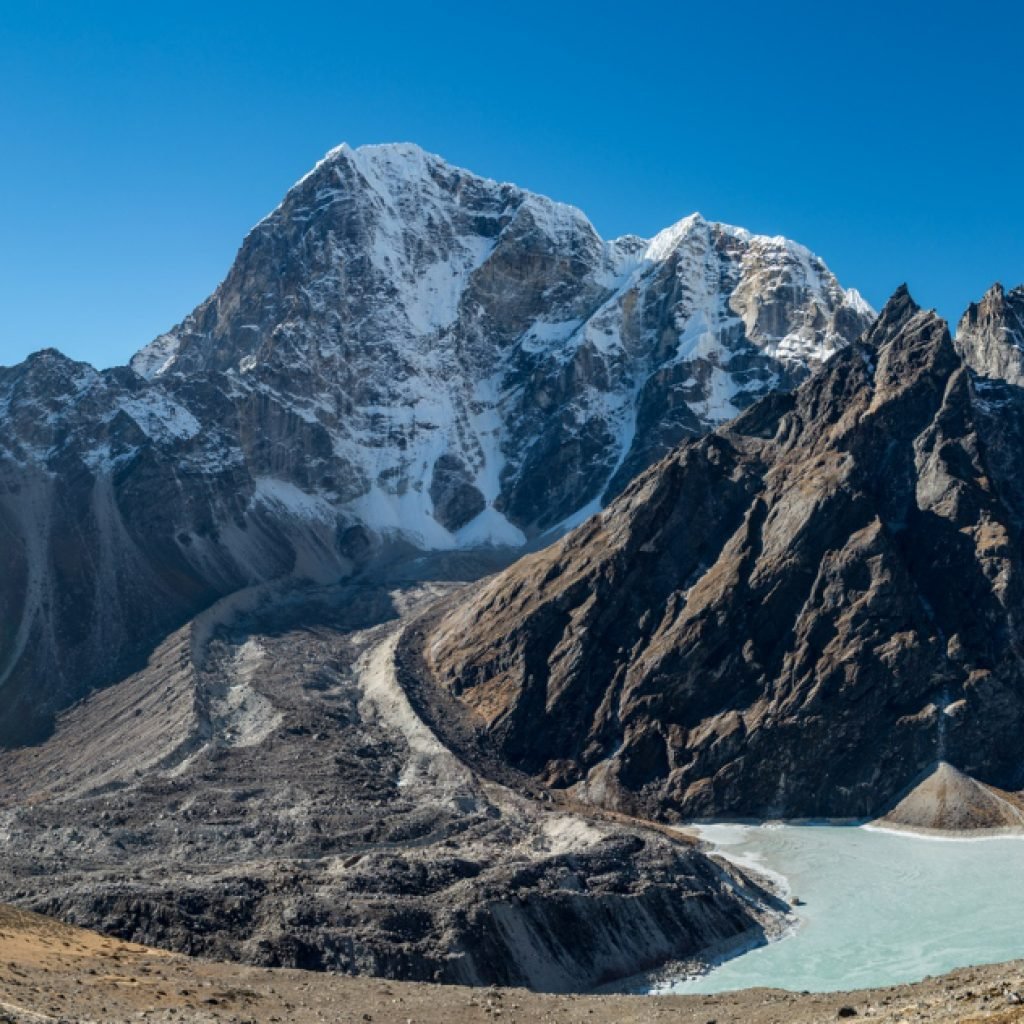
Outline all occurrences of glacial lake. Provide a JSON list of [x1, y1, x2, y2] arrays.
[[662, 823, 1024, 994]]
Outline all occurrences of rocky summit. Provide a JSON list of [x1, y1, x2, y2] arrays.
[[956, 281, 1024, 385], [416, 284, 1024, 821], [0, 142, 871, 745]]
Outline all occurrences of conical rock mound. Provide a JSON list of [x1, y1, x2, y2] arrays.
[[878, 762, 1024, 833]]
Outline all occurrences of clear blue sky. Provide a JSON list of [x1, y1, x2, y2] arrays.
[[2, 0, 1022, 369]]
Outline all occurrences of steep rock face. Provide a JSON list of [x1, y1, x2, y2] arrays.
[[0, 143, 871, 744], [956, 282, 1024, 385], [0, 351, 354, 745], [419, 285, 1024, 819]]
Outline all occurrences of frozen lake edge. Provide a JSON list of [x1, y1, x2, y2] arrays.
[[653, 821, 1024, 995]]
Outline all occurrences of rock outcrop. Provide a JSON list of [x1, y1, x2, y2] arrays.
[[0, 143, 871, 745], [417, 285, 1024, 820], [955, 283, 1024, 385]]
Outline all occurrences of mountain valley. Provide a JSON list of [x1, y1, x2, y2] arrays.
[[0, 552, 787, 991], [4, 142, 1024, 1006], [0, 143, 872, 747]]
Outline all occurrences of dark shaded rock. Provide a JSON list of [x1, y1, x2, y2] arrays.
[[419, 284, 1024, 820], [429, 454, 486, 532]]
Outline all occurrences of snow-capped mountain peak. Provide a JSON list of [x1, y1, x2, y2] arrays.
[[643, 211, 711, 261], [1, 141, 879, 744], [123, 143, 875, 549]]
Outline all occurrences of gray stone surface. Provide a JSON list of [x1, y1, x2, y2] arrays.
[[955, 282, 1024, 385], [0, 556, 784, 992]]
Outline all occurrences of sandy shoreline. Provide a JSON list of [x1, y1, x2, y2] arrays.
[[863, 821, 1024, 841]]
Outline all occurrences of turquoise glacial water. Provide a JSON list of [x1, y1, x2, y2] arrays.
[[664, 823, 1024, 994]]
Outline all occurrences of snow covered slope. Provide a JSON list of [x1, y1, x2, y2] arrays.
[[132, 142, 874, 542]]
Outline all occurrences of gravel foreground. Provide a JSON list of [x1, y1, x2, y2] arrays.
[[2, 905, 1024, 1024]]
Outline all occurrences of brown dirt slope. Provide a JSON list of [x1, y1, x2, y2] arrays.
[[878, 762, 1024, 833], [2, 903, 1024, 1024]]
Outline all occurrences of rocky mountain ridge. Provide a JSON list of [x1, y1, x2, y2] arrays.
[[0, 142, 872, 745], [956, 281, 1024, 385], [416, 283, 1024, 820]]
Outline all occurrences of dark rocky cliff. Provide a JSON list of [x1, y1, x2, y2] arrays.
[[420, 286, 1024, 819]]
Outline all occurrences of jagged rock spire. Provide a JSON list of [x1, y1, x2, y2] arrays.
[[956, 280, 1024, 385]]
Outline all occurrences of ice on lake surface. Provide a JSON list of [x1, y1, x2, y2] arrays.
[[663, 823, 1024, 994]]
